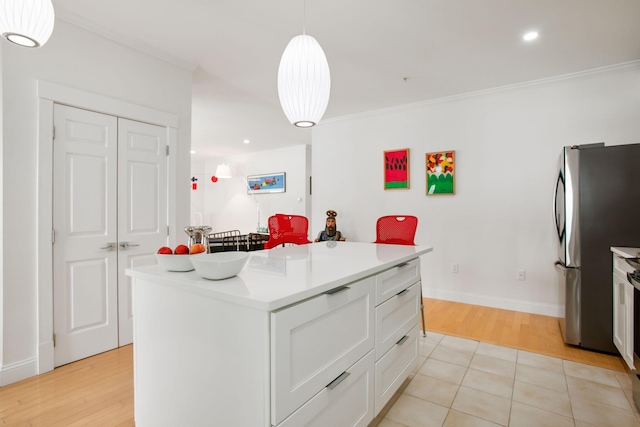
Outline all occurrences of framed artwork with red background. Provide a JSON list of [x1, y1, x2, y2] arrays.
[[384, 148, 410, 190]]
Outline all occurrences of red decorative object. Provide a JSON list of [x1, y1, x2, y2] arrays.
[[191, 176, 198, 190], [211, 176, 218, 183], [384, 148, 410, 190]]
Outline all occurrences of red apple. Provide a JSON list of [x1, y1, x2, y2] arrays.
[[174, 244, 190, 254], [157, 246, 173, 255]]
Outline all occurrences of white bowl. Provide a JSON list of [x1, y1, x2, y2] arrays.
[[191, 252, 249, 280], [155, 253, 194, 272]]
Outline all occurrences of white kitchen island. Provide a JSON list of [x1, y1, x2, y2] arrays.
[[126, 241, 433, 427]]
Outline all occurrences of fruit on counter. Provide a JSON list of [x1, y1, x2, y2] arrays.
[[157, 246, 173, 254], [189, 243, 206, 254], [174, 244, 190, 254]]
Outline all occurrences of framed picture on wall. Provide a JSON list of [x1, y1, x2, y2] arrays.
[[426, 151, 455, 195], [247, 172, 286, 194], [384, 148, 410, 189]]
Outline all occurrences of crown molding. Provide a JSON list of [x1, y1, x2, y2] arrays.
[[324, 60, 640, 124], [55, 6, 197, 72]]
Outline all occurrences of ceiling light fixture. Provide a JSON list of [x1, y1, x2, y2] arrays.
[[523, 31, 539, 41], [0, 0, 55, 48], [243, 139, 250, 144], [277, 0, 330, 128]]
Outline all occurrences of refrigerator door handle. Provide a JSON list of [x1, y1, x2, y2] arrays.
[[553, 175, 559, 237], [553, 172, 565, 243], [554, 260, 565, 272], [555, 259, 580, 346]]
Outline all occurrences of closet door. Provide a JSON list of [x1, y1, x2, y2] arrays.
[[53, 105, 119, 367], [117, 118, 168, 346], [53, 106, 169, 366]]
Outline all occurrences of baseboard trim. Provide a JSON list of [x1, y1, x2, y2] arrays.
[[0, 357, 38, 386], [424, 288, 561, 318]]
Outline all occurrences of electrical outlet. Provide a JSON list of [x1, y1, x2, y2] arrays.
[[517, 270, 526, 281], [452, 263, 459, 273]]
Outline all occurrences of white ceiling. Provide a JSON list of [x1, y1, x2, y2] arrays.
[[52, 0, 640, 158]]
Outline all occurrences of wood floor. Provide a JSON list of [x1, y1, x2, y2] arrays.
[[423, 298, 627, 372], [0, 298, 627, 426], [0, 344, 135, 426]]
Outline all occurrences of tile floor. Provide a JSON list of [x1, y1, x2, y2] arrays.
[[380, 332, 640, 427]]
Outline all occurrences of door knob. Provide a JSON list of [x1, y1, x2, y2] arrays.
[[119, 242, 140, 249], [100, 242, 116, 251]]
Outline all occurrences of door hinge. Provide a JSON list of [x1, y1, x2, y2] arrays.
[[167, 226, 170, 236], [53, 333, 56, 347], [166, 145, 169, 156], [52, 126, 56, 140], [52, 229, 55, 244]]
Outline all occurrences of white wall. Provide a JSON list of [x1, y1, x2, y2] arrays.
[[0, 20, 192, 384], [312, 62, 640, 316], [191, 145, 310, 236]]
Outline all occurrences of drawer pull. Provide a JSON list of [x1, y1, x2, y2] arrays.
[[396, 288, 410, 297], [396, 335, 409, 346], [324, 286, 349, 295], [326, 371, 350, 390], [396, 262, 409, 268]]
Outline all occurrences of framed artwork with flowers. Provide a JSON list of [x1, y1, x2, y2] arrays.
[[384, 148, 410, 189], [426, 151, 455, 195]]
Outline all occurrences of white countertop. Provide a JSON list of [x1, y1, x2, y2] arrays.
[[611, 247, 640, 258], [126, 241, 433, 311]]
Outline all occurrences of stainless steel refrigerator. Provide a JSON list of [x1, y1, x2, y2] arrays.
[[554, 143, 640, 353]]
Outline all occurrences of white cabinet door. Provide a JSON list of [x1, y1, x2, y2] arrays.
[[624, 279, 634, 369], [271, 278, 375, 425], [613, 273, 625, 357], [613, 271, 634, 370]]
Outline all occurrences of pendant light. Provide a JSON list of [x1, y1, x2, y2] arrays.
[[277, 0, 330, 128], [0, 0, 55, 48]]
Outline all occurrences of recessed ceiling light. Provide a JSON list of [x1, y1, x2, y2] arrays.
[[243, 139, 250, 144], [523, 31, 539, 41], [190, 150, 196, 154]]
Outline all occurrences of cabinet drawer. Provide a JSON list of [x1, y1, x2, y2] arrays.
[[375, 324, 419, 415], [375, 258, 420, 306], [278, 350, 375, 427], [614, 254, 635, 277], [375, 282, 420, 359], [271, 277, 375, 425]]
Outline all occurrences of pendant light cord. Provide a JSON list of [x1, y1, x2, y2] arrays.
[[302, 0, 306, 35]]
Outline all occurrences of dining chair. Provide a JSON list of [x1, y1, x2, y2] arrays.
[[264, 214, 312, 249], [374, 215, 426, 336]]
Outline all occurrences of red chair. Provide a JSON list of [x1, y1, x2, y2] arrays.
[[374, 215, 418, 245], [264, 214, 312, 249], [374, 215, 426, 336]]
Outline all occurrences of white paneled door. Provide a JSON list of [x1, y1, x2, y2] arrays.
[[53, 105, 168, 367], [116, 118, 168, 346]]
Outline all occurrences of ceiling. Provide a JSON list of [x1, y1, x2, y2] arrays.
[[52, 0, 640, 158]]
